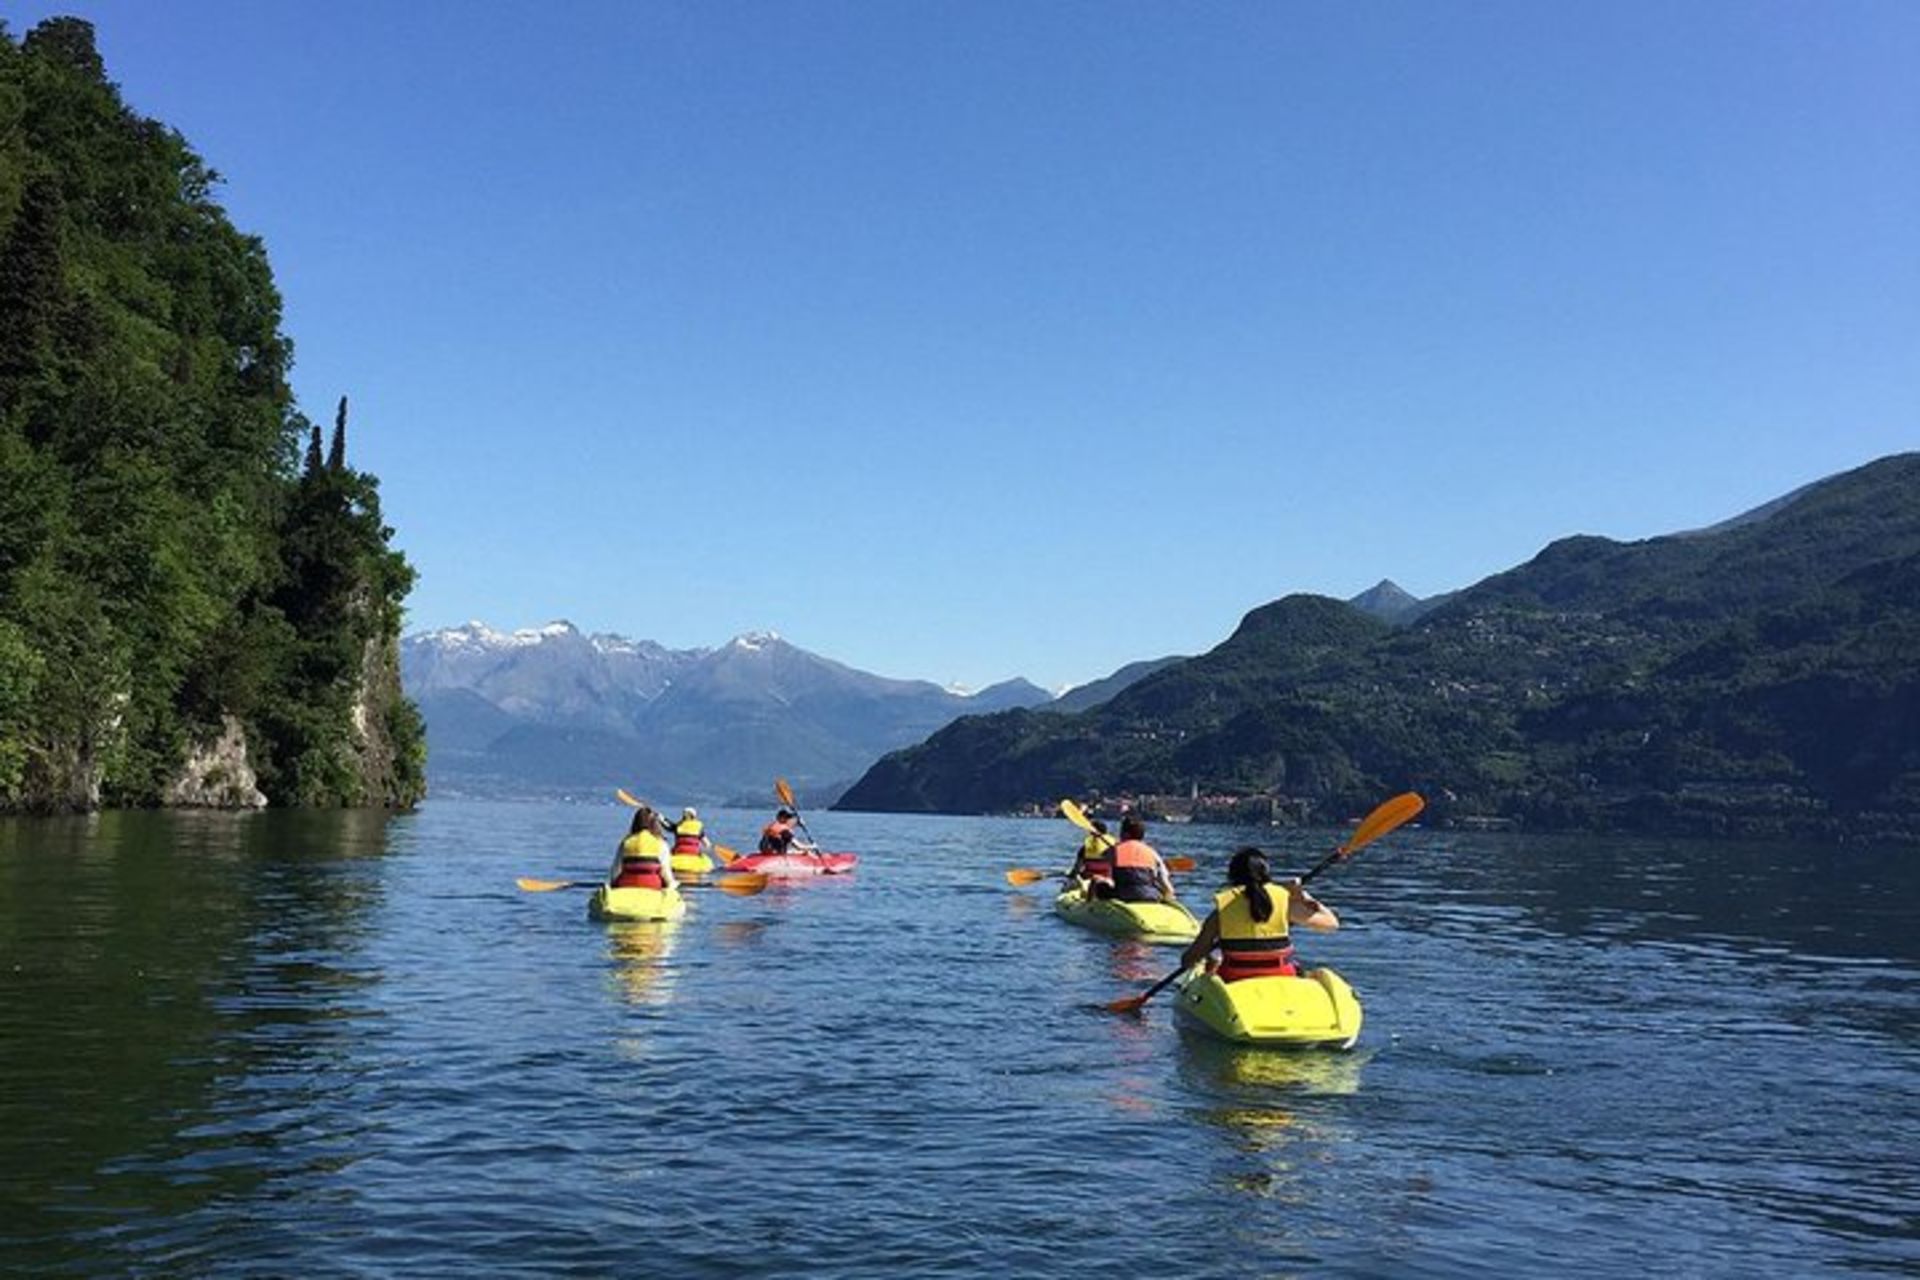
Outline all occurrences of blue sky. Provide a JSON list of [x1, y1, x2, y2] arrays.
[[10, 1, 1916, 690]]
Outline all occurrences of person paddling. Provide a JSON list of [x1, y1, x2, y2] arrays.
[[1178, 846, 1336, 981], [669, 806, 711, 858], [609, 806, 678, 890], [1068, 817, 1116, 890], [1095, 815, 1176, 903], [759, 807, 817, 856]]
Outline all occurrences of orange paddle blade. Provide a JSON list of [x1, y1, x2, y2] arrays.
[[517, 877, 580, 892], [717, 872, 769, 896], [1103, 992, 1151, 1014], [1342, 792, 1426, 854], [775, 778, 796, 808], [1005, 868, 1049, 886], [1165, 856, 1196, 873], [615, 788, 643, 808], [712, 844, 740, 865]]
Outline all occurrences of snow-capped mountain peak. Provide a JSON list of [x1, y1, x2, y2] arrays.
[[728, 630, 783, 652]]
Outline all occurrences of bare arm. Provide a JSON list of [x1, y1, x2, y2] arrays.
[[1179, 913, 1221, 971], [1285, 879, 1339, 932]]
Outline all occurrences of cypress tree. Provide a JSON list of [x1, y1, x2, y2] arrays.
[[328, 395, 347, 471], [305, 424, 323, 475]]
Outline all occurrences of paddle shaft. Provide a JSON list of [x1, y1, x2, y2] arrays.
[[1108, 791, 1425, 1014]]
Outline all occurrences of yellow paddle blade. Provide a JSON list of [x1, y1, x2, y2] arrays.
[[1341, 792, 1426, 854], [616, 788, 643, 808], [1165, 856, 1196, 873], [775, 777, 797, 808], [516, 877, 579, 892], [712, 844, 740, 865], [717, 872, 770, 896], [1005, 868, 1049, 886], [1058, 798, 1094, 833]]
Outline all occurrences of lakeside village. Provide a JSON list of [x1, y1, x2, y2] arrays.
[[1006, 790, 1482, 832], [1011, 788, 1505, 831]]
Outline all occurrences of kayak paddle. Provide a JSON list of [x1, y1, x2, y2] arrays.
[[518, 876, 590, 892], [708, 873, 771, 896], [775, 777, 821, 850], [517, 873, 770, 897], [1103, 791, 1426, 1015], [1006, 856, 1195, 887]]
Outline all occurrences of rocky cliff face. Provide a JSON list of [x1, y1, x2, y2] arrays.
[[163, 716, 268, 809], [351, 633, 427, 808]]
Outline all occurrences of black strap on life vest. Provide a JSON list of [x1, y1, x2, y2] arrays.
[[1221, 934, 1293, 952]]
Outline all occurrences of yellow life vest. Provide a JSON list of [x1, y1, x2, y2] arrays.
[[1214, 884, 1291, 944], [620, 830, 669, 858]]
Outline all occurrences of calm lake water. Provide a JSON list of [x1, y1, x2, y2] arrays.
[[2, 800, 1917, 1277]]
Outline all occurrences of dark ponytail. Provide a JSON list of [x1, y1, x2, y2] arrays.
[[1227, 846, 1274, 922]]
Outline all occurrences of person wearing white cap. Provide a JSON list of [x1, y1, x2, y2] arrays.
[[669, 806, 710, 860]]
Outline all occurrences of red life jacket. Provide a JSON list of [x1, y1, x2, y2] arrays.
[[1078, 834, 1115, 882], [1214, 885, 1297, 982], [613, 831, 667, 889]]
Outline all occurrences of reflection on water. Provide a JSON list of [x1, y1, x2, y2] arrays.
[[1187, 1039, 1371, 1096], [0, 807, 401, 1273], [1179, 1037, 1368, 1202], [711, 918, 770, 949], [602, 920, 680, 1007]]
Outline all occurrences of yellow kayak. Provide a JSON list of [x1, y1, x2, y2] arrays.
[[1053, 883, 1200, 944], [589, 884, 688, 923], [1174, 967, 1362, 1049], [670, 852, 714, 878]]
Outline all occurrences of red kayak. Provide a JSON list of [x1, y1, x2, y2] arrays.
[[724, 851, 858, 878]]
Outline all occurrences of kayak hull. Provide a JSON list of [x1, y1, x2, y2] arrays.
[[1054, 884, 1200, 944], [724, 851, 858, 878], [590, 884, 689, 923], [1174, 967, 1362, 1049], [670, 852, 714, 877]]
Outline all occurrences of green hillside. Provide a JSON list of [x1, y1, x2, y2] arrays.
[[0, 19, 422, 811], [838, 453, 1920, 841]]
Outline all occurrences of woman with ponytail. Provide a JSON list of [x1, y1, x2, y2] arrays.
[[1178, 846, 1338, 981]]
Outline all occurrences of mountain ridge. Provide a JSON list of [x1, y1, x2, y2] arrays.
[[401, 624, 1054, 802], [836, 453, 1920, 842]]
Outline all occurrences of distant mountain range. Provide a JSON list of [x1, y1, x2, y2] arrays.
[[837, 454, 1920, 843], [401, 625, 1160, 804]]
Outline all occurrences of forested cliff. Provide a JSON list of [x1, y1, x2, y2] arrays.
[[0, 18, 423, 812]]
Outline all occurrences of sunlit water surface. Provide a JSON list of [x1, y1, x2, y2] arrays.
[[2, 801, 1916, 1276]]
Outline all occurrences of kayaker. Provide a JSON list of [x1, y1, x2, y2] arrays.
[[1178, 846, 1337, 981], [1096, 815, 1176, 903], [609, 806, 678, 890], [1068, 818, 1115, 887], [669, 806, 710, 857], [759, 808, 817, 856]]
